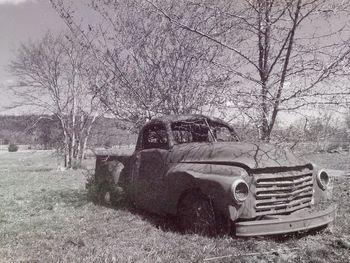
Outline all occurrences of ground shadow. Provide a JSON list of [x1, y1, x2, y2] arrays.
[[89, 192, 180, 233]]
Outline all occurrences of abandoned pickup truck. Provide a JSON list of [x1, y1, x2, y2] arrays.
[[94, 115, 336, 236]]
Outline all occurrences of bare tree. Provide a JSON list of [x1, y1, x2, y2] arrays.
[[148, 0, 350, 141], [8, 32, 101, 168], [50, 0, 231, 128]]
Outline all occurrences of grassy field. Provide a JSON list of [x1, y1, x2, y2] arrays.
[[0, 151, 349, 263]]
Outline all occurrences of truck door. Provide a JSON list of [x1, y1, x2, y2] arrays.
[[133, 122, 169, 213]]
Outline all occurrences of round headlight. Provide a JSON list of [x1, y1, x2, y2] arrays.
[[231, 179, 249, 204], [316, 170, 329, 190]]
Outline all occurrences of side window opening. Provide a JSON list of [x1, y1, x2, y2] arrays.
[[171, 121, 211, 143], [171, 119, 237, 144], [143, 123, 168, 149]]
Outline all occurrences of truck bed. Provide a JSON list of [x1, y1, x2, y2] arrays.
[[94, 148, 134, 190]]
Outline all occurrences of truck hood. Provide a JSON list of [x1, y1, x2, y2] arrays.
[[170, 142, 306, 170]]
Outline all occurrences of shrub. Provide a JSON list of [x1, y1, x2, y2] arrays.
[[8, 143, 19, 152]]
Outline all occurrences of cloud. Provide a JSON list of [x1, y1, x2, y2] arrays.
[[0, 0, 35, 5]]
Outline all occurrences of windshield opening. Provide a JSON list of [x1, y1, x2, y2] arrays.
[[171, 119, 237, 144]]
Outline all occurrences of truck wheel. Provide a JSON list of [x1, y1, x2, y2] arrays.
[[177, 191, 217, 236]]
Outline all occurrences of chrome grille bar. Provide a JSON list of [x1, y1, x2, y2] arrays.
[[256, 186, 313, 199], [253, 170, 313, 216]]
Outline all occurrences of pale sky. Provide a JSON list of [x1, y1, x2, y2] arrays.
[[0, 0, 66, 112]]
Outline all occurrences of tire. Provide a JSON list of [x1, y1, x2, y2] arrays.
[[177, 191, 217, 236]]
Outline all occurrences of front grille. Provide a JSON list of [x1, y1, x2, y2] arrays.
[[253, 169, 313, 216]]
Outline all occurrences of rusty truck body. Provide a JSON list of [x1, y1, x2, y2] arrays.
[[94, 114, 336, 236]]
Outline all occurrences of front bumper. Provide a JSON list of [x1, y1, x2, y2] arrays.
[[235, 205, 337, 237]]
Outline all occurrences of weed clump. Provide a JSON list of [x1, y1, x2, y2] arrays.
[[85, 172, 102, 203], [85, 172, 127, 207]]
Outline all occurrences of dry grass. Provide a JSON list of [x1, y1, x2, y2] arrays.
[[0, 151, 349, 262]]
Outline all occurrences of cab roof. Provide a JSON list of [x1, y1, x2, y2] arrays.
[[150, 114, 231, 126]]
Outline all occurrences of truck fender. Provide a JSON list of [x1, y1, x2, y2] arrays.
[[164, 170, 235, 218]]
